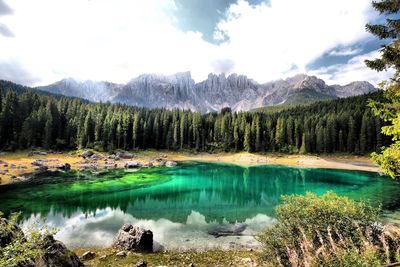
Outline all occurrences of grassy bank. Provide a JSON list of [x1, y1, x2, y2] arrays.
[[74, 247, 264, 267]]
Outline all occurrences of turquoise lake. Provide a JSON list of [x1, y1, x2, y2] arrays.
[[0, 161, 399, 250]]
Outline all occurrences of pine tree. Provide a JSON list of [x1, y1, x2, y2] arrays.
[[243, 123, 252, 152], [299, 133, 307, 154], [366, 0, 400, 178], [347, 116, 356, 153]]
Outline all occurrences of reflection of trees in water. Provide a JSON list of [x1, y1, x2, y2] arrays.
[[0, 162, 395, 223]]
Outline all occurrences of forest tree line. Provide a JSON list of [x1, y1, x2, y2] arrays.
[[0, 81, 389, 154]]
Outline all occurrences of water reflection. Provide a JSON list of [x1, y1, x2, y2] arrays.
[[21, 208, 274, 250], [0, 162, 399, 248]]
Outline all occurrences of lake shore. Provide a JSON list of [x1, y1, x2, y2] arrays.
[[73, 247, 263, 267], [0, 150, 381, 185]]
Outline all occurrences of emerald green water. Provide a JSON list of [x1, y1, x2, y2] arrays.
[[0, 161, 399, 249]]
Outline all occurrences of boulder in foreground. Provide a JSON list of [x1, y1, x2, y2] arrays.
[[36, 235, 84, 267], [113, 224, 153, 252]]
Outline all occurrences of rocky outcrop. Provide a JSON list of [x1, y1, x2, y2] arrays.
[[0, 217, 25, 247], [0, 218, 83, 267], [113, 224, 153, 252], [37, 73, 377, 113], [36, 235, 84, 267]]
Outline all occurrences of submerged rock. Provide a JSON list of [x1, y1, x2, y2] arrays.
[[208, 223, 247, 237], [165, 161, 177, 167], [113, 224, 153, 252]]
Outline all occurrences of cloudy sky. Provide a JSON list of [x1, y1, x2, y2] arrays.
[[0, 0, 393, 86]]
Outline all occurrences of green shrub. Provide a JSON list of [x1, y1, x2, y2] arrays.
[[257, 192, 400, 266], [0, 212, 55, 267]]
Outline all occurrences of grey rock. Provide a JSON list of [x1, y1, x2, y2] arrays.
[[117, 152, 134, 159], [124, 161, 142, 169], [81, 251, 95, 261], [90, 154, 103, 160], [36, 235, 84, 267], [135, 260, 147, 267], [0, 217, 25, 247], [165, 161, 177, 167], [208, 223, 247, 237], [115, 251, 126, 257], [31, 160, 46, 167], [99, 255, 107, 260], [56, 163, 71, 171], [28, 151, 48, 157], [36, 165, 49, 171], [113, 224, 153, 252], [81, 151, 94, 158]]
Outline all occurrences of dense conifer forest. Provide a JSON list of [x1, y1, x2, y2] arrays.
[[0, 80, 389, 154]]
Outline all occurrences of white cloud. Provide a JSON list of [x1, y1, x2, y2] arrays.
[[0, 0, 389, 86], [309, 50, 395, 86], [328, 47, 363, 56], [215, 0, 375, 82]]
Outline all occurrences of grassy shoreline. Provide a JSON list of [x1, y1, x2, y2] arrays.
[[0, 150, 380, 185], [73, 247, 265, 267]]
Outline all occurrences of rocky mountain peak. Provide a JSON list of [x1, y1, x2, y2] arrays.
[[37, 73, 377, 113]]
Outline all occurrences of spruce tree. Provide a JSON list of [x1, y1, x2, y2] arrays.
[[366, 0, 400, 178]]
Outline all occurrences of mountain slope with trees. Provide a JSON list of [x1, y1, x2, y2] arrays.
[[0, 80, 388, 154]]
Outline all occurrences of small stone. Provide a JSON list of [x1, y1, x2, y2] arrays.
[[81, 251, 95, 261], [99, 255, 107, 260], [115, 251, 126, 257], [81, 151, 94, 159], [56, 163, 71, 171], [188, 263, 195, 267], [135, 260, 147, 267]]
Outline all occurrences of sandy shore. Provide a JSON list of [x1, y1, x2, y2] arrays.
[[0, 150, 380, 185]]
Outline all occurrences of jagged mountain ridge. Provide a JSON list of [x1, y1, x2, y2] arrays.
[[36, 72, 377, 112]]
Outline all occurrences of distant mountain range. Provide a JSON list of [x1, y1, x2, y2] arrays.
[[36, 72, 377, 112]]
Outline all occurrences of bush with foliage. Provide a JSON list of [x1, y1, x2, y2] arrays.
[[257, 192, 400, 266], [0, 211, 53, 267]]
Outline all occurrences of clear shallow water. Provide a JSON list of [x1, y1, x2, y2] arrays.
[[0, 161, 399, 250]]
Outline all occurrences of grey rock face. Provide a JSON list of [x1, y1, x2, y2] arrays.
[[0, 217, 25, 247], [36, 235, 84, 267], [37, 73, 377, 112], [113, 224, 153, 252]]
